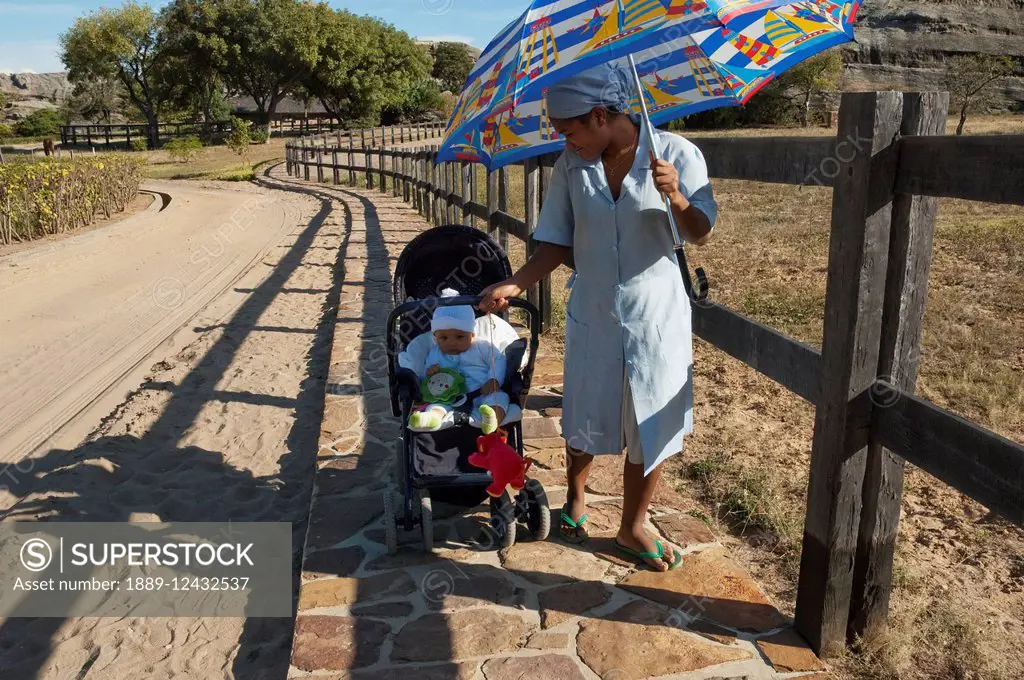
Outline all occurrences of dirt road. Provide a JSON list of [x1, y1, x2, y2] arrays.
[[0, 179, 300, 464]]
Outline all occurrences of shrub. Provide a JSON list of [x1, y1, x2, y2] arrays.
[[129, 137, 148, 152], [0, 155, 143, 243], [0, 122, 13, 139], [15, 109, 64, 137], [164, 135, 203, 163], [227, 116, 251, 158], [250, 128, 269, 145]]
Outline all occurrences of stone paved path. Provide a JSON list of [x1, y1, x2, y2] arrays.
[[267, 165, 834, 680]]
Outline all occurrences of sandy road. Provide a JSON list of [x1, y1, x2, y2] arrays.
[[0, 179, 301, 465]]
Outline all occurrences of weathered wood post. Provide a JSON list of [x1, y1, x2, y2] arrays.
[[392, 152, 399, 198], [430, 151, 440, 226], [316, 146, 324, 183], [524, 157, 544, 331], [460, 162, 470, 225], [794, 91, 905, 657], [302, 139, 310, 181], [486, 169, 498, 244], [849, 92, 949, 644], [332, 148, 340, 185], [403, 152, 410, 203], [379, 147, 386, 192], [497, 167, 509, 254], [365, 145, 374, 190], [105, 126, 111, 147], [538, 161, 553, 329]]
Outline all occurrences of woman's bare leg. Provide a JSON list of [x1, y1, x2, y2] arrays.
[[565, 446, 593, 522], [617, 459, 678, 570]]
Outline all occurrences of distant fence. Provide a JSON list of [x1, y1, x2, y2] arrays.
[[57, 119, 447, 150], [285, 93, 1024, 658]]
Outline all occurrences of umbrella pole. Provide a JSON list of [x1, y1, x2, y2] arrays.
[[626, 54, 708, 303]]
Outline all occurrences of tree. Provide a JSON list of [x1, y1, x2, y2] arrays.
[[61, 2, 167, 149], [160, 0, 230, 125], [430, 41, 475, 93], [780, 50, 843, 127], [304, 11, 431, 127], [946, 54, 1017, 135], [64, 76, 126, 123], [216, 0, 330, 138], [16, 109, 65, 137]]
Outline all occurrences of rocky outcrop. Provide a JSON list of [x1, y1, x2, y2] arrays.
[[844, 0, 1024, 109], [1, 72, 70, 120]]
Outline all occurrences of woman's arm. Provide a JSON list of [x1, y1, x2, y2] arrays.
[[668, 191, 713, 245], [478, 242, 569, 313]]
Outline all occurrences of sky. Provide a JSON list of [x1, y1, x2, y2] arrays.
[[0, 0, 522, 73]]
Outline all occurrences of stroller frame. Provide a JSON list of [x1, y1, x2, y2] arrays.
[[383, 225, 549, 553]]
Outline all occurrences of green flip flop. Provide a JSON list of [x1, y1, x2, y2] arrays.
[[559, 505, 589, 544], [615, 539, 683, 571]]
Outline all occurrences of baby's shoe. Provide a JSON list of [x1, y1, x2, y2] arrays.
[[478, 405, 499, 435]]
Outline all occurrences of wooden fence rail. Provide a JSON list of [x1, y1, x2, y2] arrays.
[[284, 97, 1023, 656]]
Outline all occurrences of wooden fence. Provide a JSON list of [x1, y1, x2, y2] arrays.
[[284, 93, 1024, 657], [58, 120, 446, 149]]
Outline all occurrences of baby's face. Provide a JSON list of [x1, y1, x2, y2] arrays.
[[434, 330, 473, 355]]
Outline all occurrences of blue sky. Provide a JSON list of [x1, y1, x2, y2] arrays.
[[0, 0, 522, 73]]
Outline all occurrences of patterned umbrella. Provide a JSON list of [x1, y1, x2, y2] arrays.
[[436, 0, 859, 301], [437, 0, 859, 169]]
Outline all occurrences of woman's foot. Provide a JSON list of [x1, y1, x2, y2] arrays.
[[559, 492, 589, 543], [614, 527, 681, 572]]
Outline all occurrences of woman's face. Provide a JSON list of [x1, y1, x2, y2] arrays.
[[552, 108, 612, 161]]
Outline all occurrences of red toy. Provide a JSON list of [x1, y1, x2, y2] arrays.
[[468, 429, 531, 497]]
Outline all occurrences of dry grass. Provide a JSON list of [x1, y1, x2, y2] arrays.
[[141, 138, 288, 180]]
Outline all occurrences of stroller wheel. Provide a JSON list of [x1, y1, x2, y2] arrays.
[[382, 490, 398, 556], [523, 479, 551, 541], [419, 490, 434, 553], [489, 492, 516, 550]]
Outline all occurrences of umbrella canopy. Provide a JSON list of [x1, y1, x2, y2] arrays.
[[437, 0, 859, 169]]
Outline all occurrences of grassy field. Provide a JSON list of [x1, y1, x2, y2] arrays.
[[140, 138, 289, 181]]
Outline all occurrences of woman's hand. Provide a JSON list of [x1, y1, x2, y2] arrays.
[[651, 157, 689, 209], [478, 279, 524, 314]]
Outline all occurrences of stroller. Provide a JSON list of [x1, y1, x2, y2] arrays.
[[383, 225, 550, 554]]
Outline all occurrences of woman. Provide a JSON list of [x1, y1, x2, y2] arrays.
[[478, 61, 717, 572]]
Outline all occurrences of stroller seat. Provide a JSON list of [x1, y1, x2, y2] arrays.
[[400, 313, 528, 432]]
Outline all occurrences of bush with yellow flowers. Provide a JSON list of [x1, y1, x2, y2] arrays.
[[0, 154, 143, 244]]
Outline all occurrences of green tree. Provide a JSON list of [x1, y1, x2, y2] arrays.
[[946, 54, 1017, 135], [217, 0, 330, 138], [430, 41, 475, 93], [304, 11, 431, 127], [64, 76, 126, 123], [16, 109, 65, 137], [60, 2, 167, 149], [226, 115, 251, 157], [160, 0, 230, 124], [779, 50, 843, 127]]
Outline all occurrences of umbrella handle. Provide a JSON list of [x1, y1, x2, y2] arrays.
[[630, 53, 708, 304]]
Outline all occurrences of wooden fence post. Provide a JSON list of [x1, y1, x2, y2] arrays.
[[460, 162, 470, 225], [539, 162, 554, 328], [333, 148, 340, 185], [348, 134, 356, 186], [431, 151, 440, 226], [524, 157, 545, 331], [302, 139, 310, 181], [848, 92, 949, 644], [379, 147, 386, 192], [365, 147, 374, 190], [794, 91, 905, 657], [392, 152, 399, 198], [317, 146, 324, 183], [497, 167, 509, 254], [486, 169, 498, 243]]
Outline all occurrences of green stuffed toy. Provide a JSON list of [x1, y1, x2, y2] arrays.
[[419, 367, 467, 406]]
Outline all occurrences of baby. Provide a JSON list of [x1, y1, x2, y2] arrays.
[[398, 288, 508, 434]]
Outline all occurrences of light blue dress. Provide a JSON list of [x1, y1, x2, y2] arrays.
[[532, 129, 717, 475]]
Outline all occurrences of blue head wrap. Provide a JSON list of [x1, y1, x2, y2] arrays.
[[545, 60, 639, 122]]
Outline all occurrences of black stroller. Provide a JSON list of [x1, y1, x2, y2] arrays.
[[384, 225, 550, 554]]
